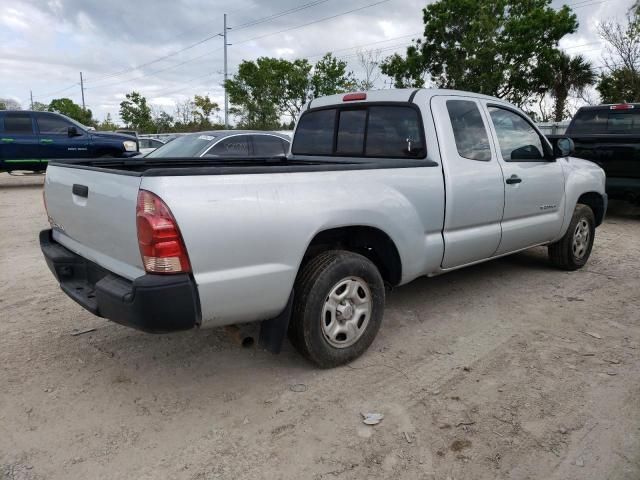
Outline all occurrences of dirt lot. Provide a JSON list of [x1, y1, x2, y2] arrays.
[[1, 172, 639, 480]]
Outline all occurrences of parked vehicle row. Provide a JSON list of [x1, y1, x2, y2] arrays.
[[0, 110, 293, 171], [0, 110, 139, 173], [40, 88, 607, 367]]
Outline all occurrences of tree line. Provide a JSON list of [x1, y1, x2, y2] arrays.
[[2, 0, 640, 130]]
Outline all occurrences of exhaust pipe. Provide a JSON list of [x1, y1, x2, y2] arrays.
[[224, 325, 256, 348]]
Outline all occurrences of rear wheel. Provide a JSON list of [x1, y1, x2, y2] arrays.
[[289, 250, 385, 368], [548, 204, 595, 270]]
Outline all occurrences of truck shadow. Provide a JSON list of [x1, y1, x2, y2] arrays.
[[605, 199, 640, 220]]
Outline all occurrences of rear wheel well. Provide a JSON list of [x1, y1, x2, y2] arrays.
[[577, 192, 605, 226], [301, 226, 402, 286]]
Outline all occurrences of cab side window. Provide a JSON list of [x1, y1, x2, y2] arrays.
[[488, 107, 547, 161], [36, 114, 73, 135], [3, 114, 34, 134], [446, 100, 491, 161]]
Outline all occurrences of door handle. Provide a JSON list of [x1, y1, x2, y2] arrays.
[[506, 175, 522, 185], [40, 139, 53, 144], [72, 184, 89, 198]]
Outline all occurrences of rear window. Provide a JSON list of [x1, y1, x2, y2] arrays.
[[292, 109, 336, 155], [293, 104, 425, 158], [336, 110, 366, 155], [570, 108, 640, 134], [3, 114, 34, 135], [146, 134, 216, 158]]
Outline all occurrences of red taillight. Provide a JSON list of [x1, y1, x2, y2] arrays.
[[610, 104, 634, 110], [343, 92, 367, 102], [136, 190, 191, 274]]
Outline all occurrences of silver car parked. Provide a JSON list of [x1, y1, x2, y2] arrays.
[[145, 130, 291, 159]]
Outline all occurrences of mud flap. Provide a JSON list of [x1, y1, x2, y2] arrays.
[[258, 290, 294, 354]]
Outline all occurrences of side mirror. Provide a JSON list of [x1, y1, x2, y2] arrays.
[[554, 137, 575, 158], [67, 126, 81, 137]]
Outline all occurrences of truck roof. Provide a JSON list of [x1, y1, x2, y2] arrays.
[[576, 103, 640, 111], [308, 88, 511, 109]]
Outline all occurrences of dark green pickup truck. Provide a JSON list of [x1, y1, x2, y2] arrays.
[[0, 110, 139, 173]]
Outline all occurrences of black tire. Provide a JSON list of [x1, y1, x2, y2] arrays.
[[548, 204, 595, 270], [289, 250, 385, 368]]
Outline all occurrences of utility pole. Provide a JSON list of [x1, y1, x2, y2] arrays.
[[223, 14, 231, 129], [79, 72, 86, 111], [30, 90, 34, 110]]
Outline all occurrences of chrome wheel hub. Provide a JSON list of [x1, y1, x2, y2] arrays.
[[572, 218, 590, 259], [322, 277, 372, 348]]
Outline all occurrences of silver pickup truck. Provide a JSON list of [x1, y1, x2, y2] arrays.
[[41, 89, 607, 367]]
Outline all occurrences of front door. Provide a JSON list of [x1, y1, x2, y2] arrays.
[[483, 104, 566, 255], [34, 112, 89, 160], [431, 96, 505, 269]]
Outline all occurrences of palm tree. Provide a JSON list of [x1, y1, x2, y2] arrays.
[[549, 52, 596, 122]]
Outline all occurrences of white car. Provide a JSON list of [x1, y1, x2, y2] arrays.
[[138, 137, 166, 155]]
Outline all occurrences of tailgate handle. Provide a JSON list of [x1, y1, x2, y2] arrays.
[[72, 184, 89, 198]]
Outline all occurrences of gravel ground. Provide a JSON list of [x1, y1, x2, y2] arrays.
[[1, 172, 639, 480]]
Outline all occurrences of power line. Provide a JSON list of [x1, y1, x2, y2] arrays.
[[233, 0, 394, 47], [80, 0, 396, 93], [84, 48, 223, 90], [85, 0, 333, 84], [305, 32, 421, 60], [231, 0, 331, 32]]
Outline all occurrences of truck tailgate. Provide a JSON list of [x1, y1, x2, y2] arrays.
[[44, 165, 145, 280]]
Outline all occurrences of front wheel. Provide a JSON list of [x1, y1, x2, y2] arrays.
[[289, 250, 385, 368], [548, 204, 595, 270]]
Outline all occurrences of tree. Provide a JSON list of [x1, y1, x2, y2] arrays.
[[193, 95, 220, 123], [0, 98, 21, 110], [380, 0, 578, 106], [309, 53, 356, 98], [545, 52, 595, 121], [97, 113, 119, 131], [119, 91, 152, 131], [225, 57, 307, 129], [598, 67, 640, 103], [356, 49, 382, 91], [32, 101, 48, 111], [48, 98, 94, 126], [597, 14, 640, 103], [149, 106, 174, 133], [225, 54, 354, 128]]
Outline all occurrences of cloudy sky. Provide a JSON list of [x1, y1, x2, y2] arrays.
[[0, 0, 635, 122]]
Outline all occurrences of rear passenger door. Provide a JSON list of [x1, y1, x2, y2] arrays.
[[431, 96, 505, 269], [484, 105, 565, 254], [35, 113, 89, 159], [0, 112, 42, 170]]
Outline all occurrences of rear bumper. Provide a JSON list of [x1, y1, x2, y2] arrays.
[[40, 229, 200, 332]]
